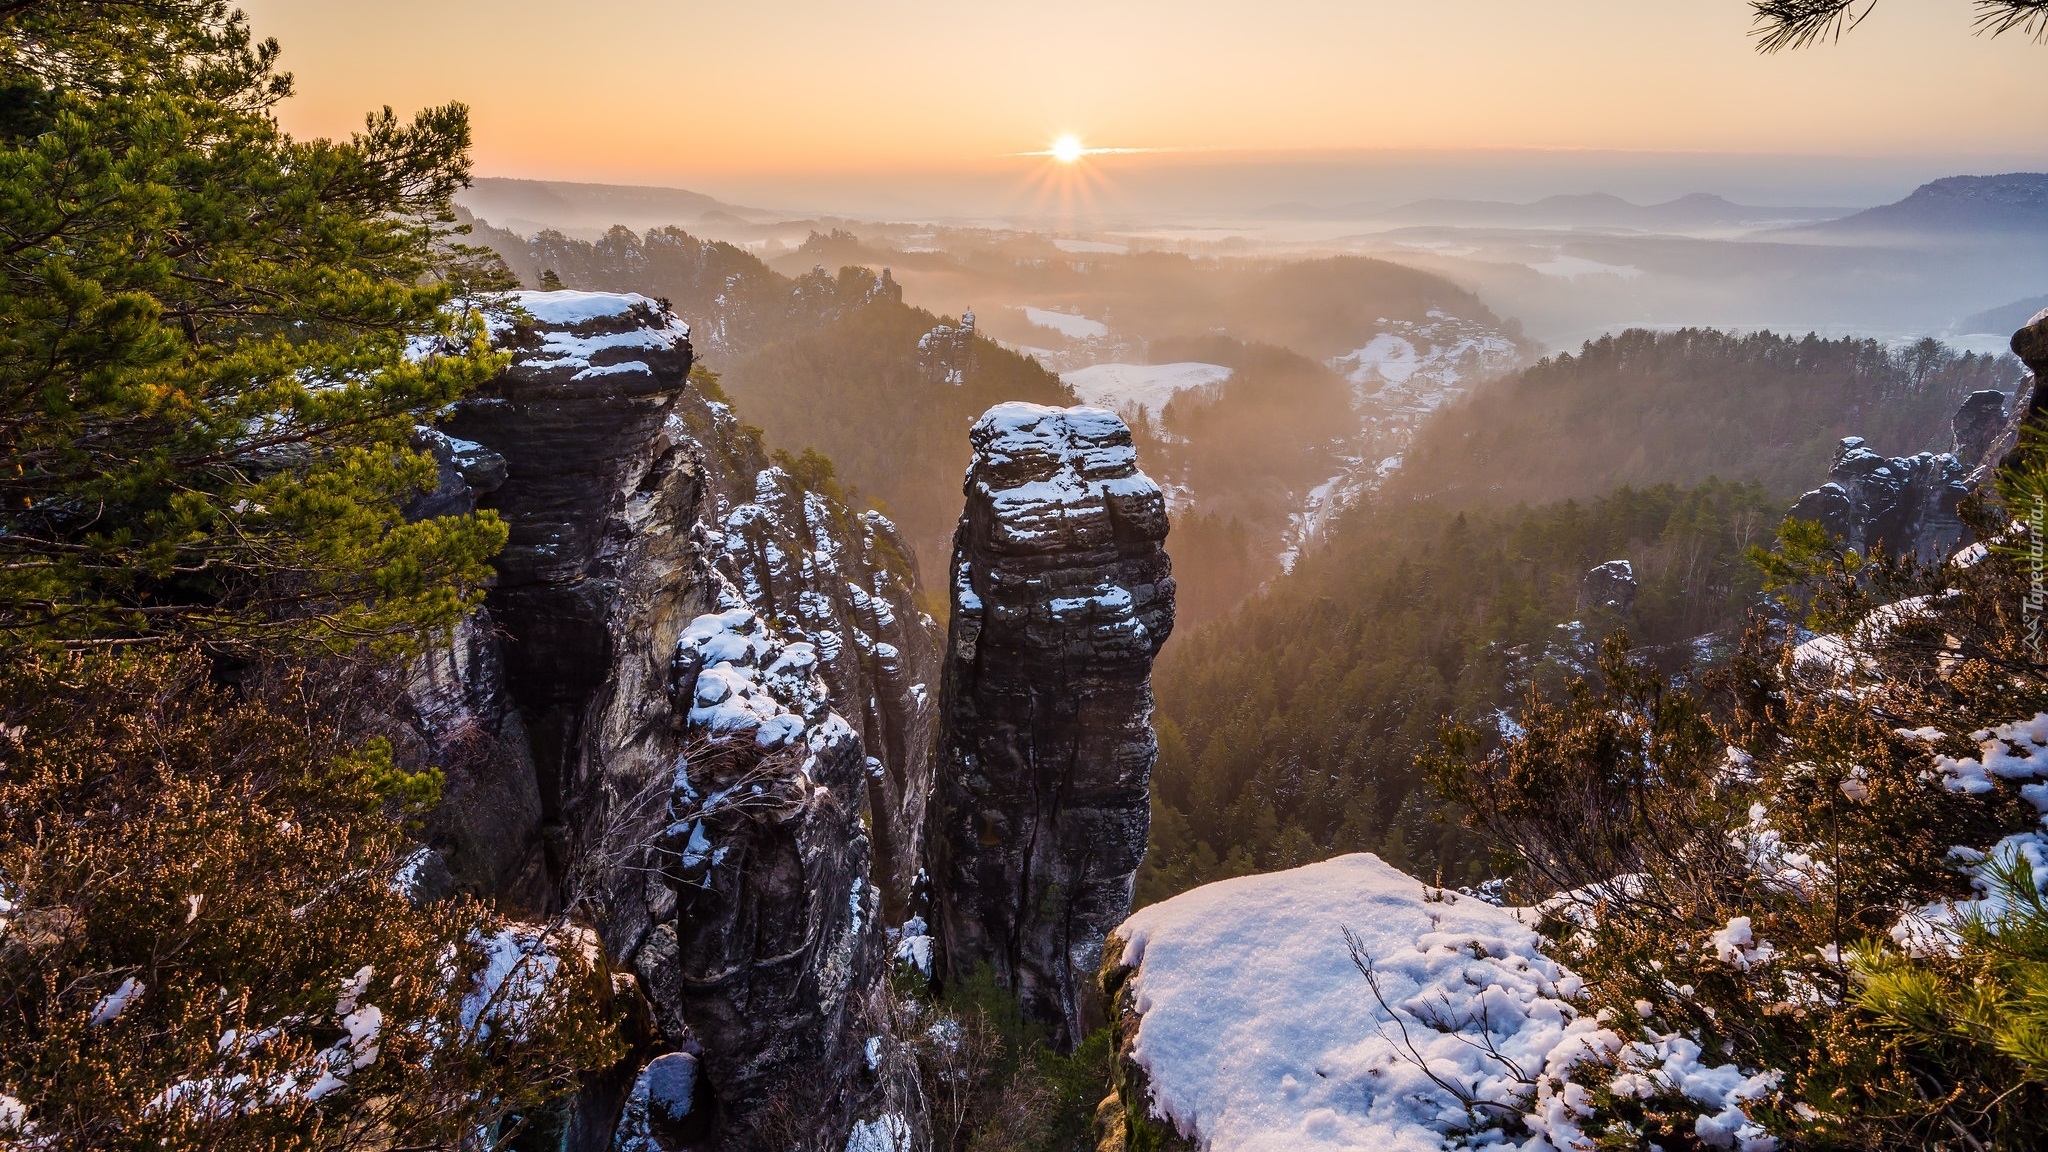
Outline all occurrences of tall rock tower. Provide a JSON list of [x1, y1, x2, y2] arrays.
[[929, 402, 1174, 1046]]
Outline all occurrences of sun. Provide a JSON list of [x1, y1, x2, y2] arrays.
[[1051, 134, 1084, 164]]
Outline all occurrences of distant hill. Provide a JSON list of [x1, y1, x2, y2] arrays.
[[1388, 191, 1849, 229], [1807, 173, 2048, 236], [1271, 192, 1852, 230], [456, 177, 784, 234], [1959, 293, 2048, 336]]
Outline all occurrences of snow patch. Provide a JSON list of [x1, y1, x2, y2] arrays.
[[1023, 306, 1110, 340], [1061, 362, 1232, 421]]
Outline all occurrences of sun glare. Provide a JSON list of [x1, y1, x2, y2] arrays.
[[1051, 134, 1084, 164]]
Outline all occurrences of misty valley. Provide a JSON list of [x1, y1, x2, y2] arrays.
[[11, 4, 2048, 1152]]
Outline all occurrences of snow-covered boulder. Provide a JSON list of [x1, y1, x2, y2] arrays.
[[1102, 855, 1777, 1152]]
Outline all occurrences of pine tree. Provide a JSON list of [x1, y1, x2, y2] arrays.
[[0, 0, 508, 656], [0, 651, 625, 1149]]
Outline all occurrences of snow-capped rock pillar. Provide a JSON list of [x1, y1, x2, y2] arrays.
[[928, 402, 1174, 1047]]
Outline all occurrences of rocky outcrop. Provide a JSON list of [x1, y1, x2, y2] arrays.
[[928, 403, 1175, 1048], [1779, 312, 2048, 563], [1786, 437, 1972, 562], [651, 593, 907, 1149], [398, 291, 933, 1152], [1577, 560, 1638, 615], [1953, 389, 2010, 471], [678, 397, 938, 920]]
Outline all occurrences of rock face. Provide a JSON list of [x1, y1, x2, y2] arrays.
[[682, 403, 939, 920], [652, 594, 904, 1149], [1576, 560, 1638, 615], [1953, 389, 2010, 471], [928, 402, 1175, 1047], [401, 291, 935, 1152], [1782, 314, 2048, 563]]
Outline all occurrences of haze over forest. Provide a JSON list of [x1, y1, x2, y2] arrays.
[[16, 2, 2048, 1151]]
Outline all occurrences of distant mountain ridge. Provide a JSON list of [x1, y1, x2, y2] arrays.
[[1807, 173, 2048, 235], [1263, 191, 1852, 229], [457, 177, 785, 233], [1383, 190, 1849, 229]]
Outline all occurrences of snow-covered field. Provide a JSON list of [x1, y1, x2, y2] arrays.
[[1060, 362, 1232, 420], [1329, 312, 1521, 403], [1526, 254, 1644, 281], [1023, 306, 1111, 340]]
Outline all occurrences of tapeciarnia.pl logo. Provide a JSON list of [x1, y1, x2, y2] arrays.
[[2028, 496, 2046, 660]]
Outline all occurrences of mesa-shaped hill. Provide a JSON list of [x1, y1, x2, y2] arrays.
[[1804, 173, 2048, 236]]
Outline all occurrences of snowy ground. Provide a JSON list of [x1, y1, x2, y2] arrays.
[[1115, 855, 1599, 1152], [1113, 854, 1774, 1152], [1060, 362, 1232, 421], [1023, 306, 1111, 340]]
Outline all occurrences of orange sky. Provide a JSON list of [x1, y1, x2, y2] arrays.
[[238, 0, 2047, 185]]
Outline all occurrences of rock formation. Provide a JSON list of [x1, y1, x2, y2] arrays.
[[682, 402, 939, 919], [1784, 394, 2003, 563], [1953, 389, 2010, 471], [1778, 311, 2048, 564], [928, 402, 1175, 1048], [1576, 560, 1638, 616], [397, 291, 934, 1152]]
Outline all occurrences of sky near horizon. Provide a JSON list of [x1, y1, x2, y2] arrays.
[[238, 0, 2047, 202]]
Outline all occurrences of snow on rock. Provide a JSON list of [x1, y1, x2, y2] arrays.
[[1892, 832, 2048, 955], [494, 290, 692, 385], [1886, 710, 2048, 954], [1710, 916, 1776, 971], [611, 1052, 704, 1152], [89, 976, 143, 1026], [1790, 593, 1949, 682], [1926, 712, 2048, 798], [1060, 362, 1232, 421], [844, 1113, 914, 1152], [1112, 855, 1600, 1151], [460, 923, 598, 1041], [677, 603, 825, 749], [967, 403, 1162, 552], [513, 289, 658, 327], [1111, 854, 1777, 1152]]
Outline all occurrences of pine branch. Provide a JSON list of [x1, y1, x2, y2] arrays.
[[1749, 0, 1875, 53], [1975, 0, 2048, 40]]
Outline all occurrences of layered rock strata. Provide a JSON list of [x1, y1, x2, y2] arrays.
[[929, 402, 1175, 1048]]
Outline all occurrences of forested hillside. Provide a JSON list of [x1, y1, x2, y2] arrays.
[[716, 305, 1072, 591], [1397, 328, 2024, 502], [1139, 480, 1780, 904]]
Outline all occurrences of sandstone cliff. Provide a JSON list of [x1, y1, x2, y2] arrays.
[[928, 402, 1175, 1048], [400, 291, 934, 1151]]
